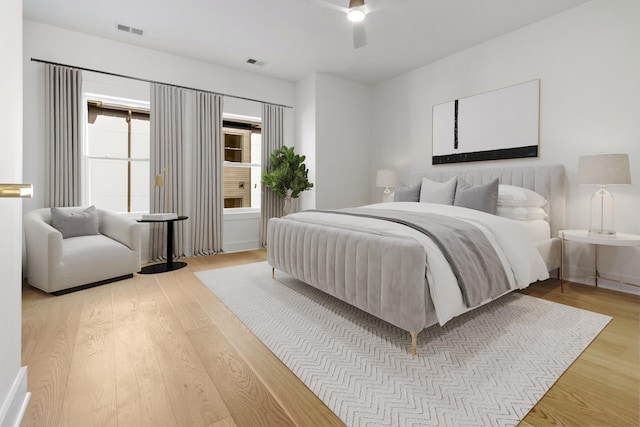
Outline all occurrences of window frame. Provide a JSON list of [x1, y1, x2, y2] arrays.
[[83, 94, 151, 214], [222, 114, 262, 215]]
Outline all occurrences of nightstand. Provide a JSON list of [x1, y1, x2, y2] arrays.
[[559, 229, 640, 293]]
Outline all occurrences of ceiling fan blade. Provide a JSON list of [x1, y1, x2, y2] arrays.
[[306, 0, 347, 13], [353, 21, 367, 49]]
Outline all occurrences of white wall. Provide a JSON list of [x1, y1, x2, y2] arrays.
[[315, 73, 372, 209], [370, 0, 640, 293], [23, 20, 296, 255], [295, 73, 372, 210], [295, 73, 317, 211], [0, 0, 30, 426]]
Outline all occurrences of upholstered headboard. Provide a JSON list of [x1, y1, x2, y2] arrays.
[[410, 164, 566, 237]]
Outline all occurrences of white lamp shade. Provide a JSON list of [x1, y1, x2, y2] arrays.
[[578, 154, 631, 185], [376, 169, 397, 188]]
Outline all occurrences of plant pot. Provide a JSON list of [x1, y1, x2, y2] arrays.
[[283, 196, 292, 216]]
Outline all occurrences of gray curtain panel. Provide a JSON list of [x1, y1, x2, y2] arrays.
[[191, 92, 224, 255], [44, 64, 82, 207], [150, 83, 186, 261], [259, 104, 285, 247]]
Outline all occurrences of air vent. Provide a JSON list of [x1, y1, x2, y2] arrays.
[[117, 23, 144, 36], [246, 58, 266, 67]]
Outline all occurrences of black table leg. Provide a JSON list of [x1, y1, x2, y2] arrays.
[[167, 220, 174, 269], [138, 218, 187, 274]]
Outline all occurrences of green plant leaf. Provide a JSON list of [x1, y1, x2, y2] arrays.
[[261, 145, 314, 199]]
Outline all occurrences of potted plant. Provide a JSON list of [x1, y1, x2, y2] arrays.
[[261, 145, 313, 215]]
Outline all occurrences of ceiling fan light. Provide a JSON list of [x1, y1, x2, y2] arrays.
[[347, 8, 365, 22]]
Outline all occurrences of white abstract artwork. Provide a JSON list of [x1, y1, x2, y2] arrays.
[[432, 80, 540, 164]]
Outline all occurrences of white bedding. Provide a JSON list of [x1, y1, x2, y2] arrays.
[[516, 219, 551, 243], [288, 202, 549, 325]]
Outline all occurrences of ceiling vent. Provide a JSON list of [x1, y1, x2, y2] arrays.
[[246, 58, 266, 67], [117, 23, 144, 36]]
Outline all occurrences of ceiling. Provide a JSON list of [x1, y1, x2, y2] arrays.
[[23, 0, 589, 85]]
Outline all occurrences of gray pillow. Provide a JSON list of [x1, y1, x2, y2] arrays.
[[51, 206, 100, 239], [419, 177, 457, 205], [453, 178, 499, 214], [394, 182, 421, 202]]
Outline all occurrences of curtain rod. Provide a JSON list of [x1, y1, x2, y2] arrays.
[[30, 57, 293, 109]]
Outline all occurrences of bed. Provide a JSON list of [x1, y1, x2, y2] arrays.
[[267, 164, 566, 354]]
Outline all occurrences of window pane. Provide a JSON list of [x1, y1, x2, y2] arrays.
[[130, 161, 150, 213], [87, 107, 128, 157], [131, 114, 150, 159], [89, 159, 128, 212], [223, 126, 261, 209], [223, 165, 252, 208]]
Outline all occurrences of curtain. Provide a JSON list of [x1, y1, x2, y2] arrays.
[[259, 104, 285, 247], [150, 84, 186, 261], [44, 64, 83, 207], [191, 92, 224, 255]]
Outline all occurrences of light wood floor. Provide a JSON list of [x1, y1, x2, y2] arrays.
[[22, 250, 639, 427]]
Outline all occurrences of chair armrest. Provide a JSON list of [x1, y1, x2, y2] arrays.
[[98, 209, 141, 252], [24, 211, 63, 287]]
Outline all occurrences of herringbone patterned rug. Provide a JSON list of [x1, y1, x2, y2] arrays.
[[196, 262, 611, 427]]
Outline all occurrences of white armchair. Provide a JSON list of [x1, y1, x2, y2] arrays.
[[24, 207, 141, 294]]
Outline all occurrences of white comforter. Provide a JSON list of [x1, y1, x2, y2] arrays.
[[288, 202, 549, 325]]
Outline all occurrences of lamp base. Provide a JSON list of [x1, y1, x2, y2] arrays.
[[588, 229, 616, 238], [381, 187, 394, 203]]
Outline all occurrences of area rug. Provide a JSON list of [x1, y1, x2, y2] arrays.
[[196, 262, 611, 427]]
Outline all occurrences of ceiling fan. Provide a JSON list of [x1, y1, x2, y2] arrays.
[[347, 0, 368, 49], [309, 0, 412, 49], [308, 0, 378, 49]]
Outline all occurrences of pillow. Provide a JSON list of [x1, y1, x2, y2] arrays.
[[496, 206, 548, 221], [453, 178, 499, 214], [498, 185, 547, 208], [394, 182, 421, 202], [419, 177, 457, 205], [51, 206, 100, 239]]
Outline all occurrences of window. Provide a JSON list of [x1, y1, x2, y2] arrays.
[[86, 100, 150, 213], [223, 118, 261, 210]]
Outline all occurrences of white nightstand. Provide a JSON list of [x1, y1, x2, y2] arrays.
[[559, 229, 640, 293]]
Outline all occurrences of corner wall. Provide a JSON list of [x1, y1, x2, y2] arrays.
[[295, 73, 317, 211], [315, 73, 372, 209], [295, 73, 372, 210], [370, 0, 640, 293], [0, 0, 30, 425]]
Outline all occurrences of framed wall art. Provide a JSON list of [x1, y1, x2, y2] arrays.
[[432, 79, 540, 165]]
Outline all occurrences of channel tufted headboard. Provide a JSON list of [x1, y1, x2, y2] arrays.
[[411, 164, 566, 237]]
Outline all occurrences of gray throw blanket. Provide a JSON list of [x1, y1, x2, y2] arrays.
[[311, 208, 511, 308]]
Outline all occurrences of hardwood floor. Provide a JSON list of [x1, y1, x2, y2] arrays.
[[22, 250, 639, 427]]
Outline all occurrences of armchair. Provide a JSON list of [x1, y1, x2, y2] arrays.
[[24, 207, 141, 294]]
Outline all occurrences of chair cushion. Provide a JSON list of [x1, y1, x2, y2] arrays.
[[50, 235, 139, 289], [51, 205, 99, 239]]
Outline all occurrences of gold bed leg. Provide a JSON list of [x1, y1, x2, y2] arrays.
[[410, 331, 418, 356], [272, 267, 275, 279]]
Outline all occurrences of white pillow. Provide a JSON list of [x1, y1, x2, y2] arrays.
[[496, 206, 548, 221], [419, 177, 457, 205], [498, 185, 547, 208]]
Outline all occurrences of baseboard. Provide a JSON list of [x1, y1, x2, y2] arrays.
[[0, 366, 31, 427], [223, 241, 260, 253], [565, 265, 640, 296]]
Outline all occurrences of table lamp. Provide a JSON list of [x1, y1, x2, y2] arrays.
[[376, 169, 397, 203], [578, 153, 631, 237]]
